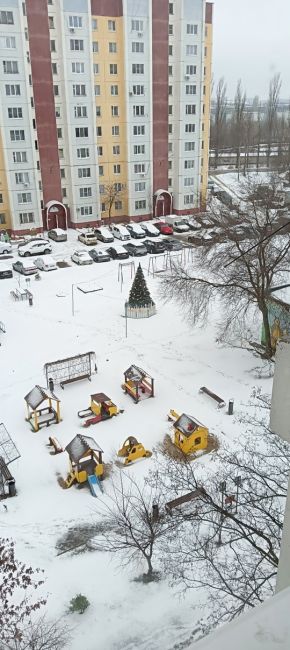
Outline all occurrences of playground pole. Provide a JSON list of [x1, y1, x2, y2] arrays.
[[72, 284, 75, 316]]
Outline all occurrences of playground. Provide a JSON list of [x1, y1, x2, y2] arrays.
[[0, 228, 270, 650]]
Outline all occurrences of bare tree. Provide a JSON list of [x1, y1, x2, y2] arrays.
[[265, 74, 281, 167], [93, 472, 174, 579], [232, 80, 246, 177], [148, 391, 290, 624], [3, 616, 71, 650], [160, 175, 290, 357], [102, 182, 126, 224], [211, 78, 227, 169]]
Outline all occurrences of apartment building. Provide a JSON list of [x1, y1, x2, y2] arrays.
[[0, 0, 212, 235]]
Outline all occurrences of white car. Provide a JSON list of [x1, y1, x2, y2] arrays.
[[0, 241, 12, 255], [34, 255, 58, 271], [18, 239, 52, 257], [110, 224, 130, 241], [78, 231, 98, 246], [71, 250, 93, 265]]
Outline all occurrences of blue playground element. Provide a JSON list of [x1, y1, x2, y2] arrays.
[[88, 474, 102, 497]]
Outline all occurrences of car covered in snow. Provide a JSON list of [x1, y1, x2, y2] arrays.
[[154, 221, 173, 235], [172, 220, 190, 233], [78, 231, 98, 246], [18, 239, 52, 257], [162, 238, 184, 251], [0, 262, 13, 279], [140, 222, 160, 237], [89, 248, 111, 263], [71, 250, 93, 265], [94, 226, 114, 243], [12, 259, 38, 275], [0, 241, 12, 255], [126, 223, 146, 239], [110, 224, 130, 241], [106, 245, 129, 260], [123, 242, 147, 257], [47, 228, 67, 242], [143, 239, 166, 254], [34, 255, 58, 271]]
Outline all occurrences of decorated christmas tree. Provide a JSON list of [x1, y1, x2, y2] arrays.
[[128, 264, 155, 308]]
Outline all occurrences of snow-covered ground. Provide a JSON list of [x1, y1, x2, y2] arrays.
[[0, 229, 270, 649]]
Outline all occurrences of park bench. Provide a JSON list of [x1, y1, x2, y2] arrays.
[[199, 386, 226, 409], [48, 436, 63, 454]]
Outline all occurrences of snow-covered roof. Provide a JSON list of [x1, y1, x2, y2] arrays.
[[124, 364, 152, 382], [0, 423, 20, 466], [174, 413, 205, 437], [65, 434, 103, 462], [24, 385, 60, 409]]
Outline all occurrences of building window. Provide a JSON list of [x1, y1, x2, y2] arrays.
[[204, 46, 207, 57], [72, 61, 84, 73], [18, 192, 31, 204], [0, 213, 6, 224], [99, 185, 105, 194], [135, 200, 146, 210], [92, 41, 98, 52], [184, 195, 194, 205], [0, 194, 3, 204], [0, 11, 14, 25], [92, 18, 98, 30], [186, 65, 197, 75], [96, 106, 101, 117], [10, 129, 25, 141], [48, 16, 54, 29], [3, 60, 18, 74], [133, 105, 145, 117], [186, 45, 197, 55], [111, 85, 118, 96], [73, 84, 86, 96], [113, 164, 121, 174], [109, 63, 117, 75], [114, 182, 122, 192], [50, 40, 56, 52], [96, 126, 102, 137], [131, 19, 143, 31], [185, 123, 195, 133], [169, 45, 173, 56], [5, 85, 20, 96], [70, 39, 84, 51], [134, 163, 145, 173], [113, 145, 120, 155], [108, 20, 116, 31], [133, 125, 145, 135], [97, 146, 103, 156], [60, 168, 65, 179], [186, 85, 196, 95], [53, 85, 59, 96], [112, 125, 119, 136], [52, 62, 58, 75], [187, 24, 198, 35], [80, 187, 92, 198], [8, 107, 22, 118], [168, 105, 172, 115], [80, 206, 93, 216], [185, 142, 195, 151], [109, 42, 117, 53], [77, 148, 89, 158], [185, 104, 196, 115], [78, 168, 91, 178], [62, 188, 67, 198], [19, 212, 34, 224], [168, 65, 173, 76], [132, 64, 144, 74], [135, 182, 146, 192], [132, 42, 144, 53], [115, 200, 122, 210], [168, 124, 172, 134], [58, 148, 63, 158], [57, 128, 62, 139], [133, 85, 144, 96], [98, 165, 104, 176], [101, 202, 106, 212], [169, 24, 173, 35], [134, 144, 145, 154], [94, 85, 101, 95], [69, 16, 82, 28], [185, 160, 195, 169], [93, 63, 99, 74], [1, 36, 16, 49], [74, 105, 87, 118], [75, 127, 88, 137], [111, 105, 119, 117], [13, 151, 27, 163], [168, 85, 172, 95], [184, 177, 194, 186], [169, 3, 173, 15]]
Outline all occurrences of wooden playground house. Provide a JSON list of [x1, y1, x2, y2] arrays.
[[65, 434, 104, 489], [122, 365, 154, 404], [0, 456, 16, 499], [172, 413, 208, 455], [0, 423, 20, 500], [24, 385, 61, 432], [78, 392, 119, 427]]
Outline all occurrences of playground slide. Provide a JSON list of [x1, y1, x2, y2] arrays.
[[87, 474, 101, 497]]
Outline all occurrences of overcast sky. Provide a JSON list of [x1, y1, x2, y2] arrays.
[[212, 0, 290, 100]]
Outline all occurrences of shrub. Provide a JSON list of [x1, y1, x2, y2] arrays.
[[68, 594, 90, 615]]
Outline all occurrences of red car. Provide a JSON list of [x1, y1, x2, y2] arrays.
[[154, 221, 173, 235]]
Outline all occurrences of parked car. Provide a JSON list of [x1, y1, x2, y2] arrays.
[[71, 250, 93, 265], [34, 255, 58, 271], [18, 239, 52, 257], [47, 228, 67, 242], [94, 226, 114, 243], [143, 239, 166, 254], [89, 248, 111, 263], [110, 224, 130, 241], [172, 220, 190, 233], [0, 263, 13, 279], [12, 259, 38, 275], [106, 245, 129, 260], [162, 238, 184, 251], [78, 231, 98, 246], [184, 218, 202, 231], [126, 223, 146, 239], [123, 242, 147, 257], [0, 241, 12, 255], [140, 222, 160, 237], [154, 221, 173, 235]]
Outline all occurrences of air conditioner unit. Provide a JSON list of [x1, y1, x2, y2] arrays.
[[139, 173, 146, 178], [137, 31, 143, 37], [184, 74, 190, 80], [69, 27, 75, 33], [129, 89, 133, 96], [23, 182, 29, 188]]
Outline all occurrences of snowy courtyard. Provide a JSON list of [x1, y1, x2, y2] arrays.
[[0, 229, 271, 649]]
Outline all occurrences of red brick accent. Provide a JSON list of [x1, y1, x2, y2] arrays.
[[152, 0, 169, 194], [205, 3, 213, 24], [11, 227, 43, 237], [90, 0, 123, 16]]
